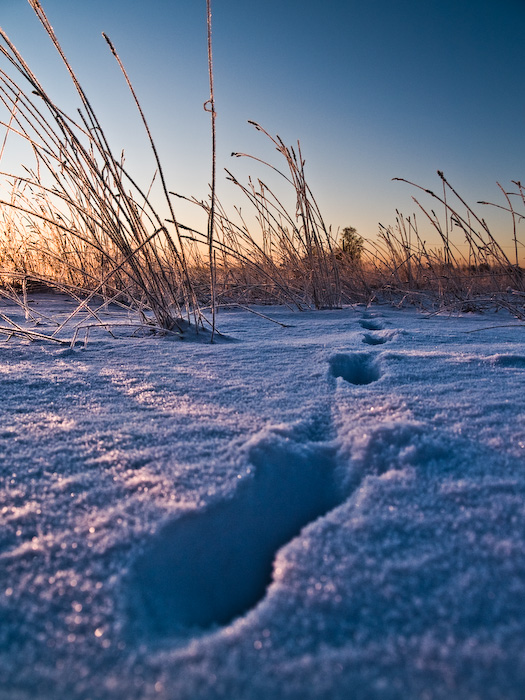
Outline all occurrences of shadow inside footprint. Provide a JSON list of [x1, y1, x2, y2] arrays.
[[130, 434, 343, 634], [362, 333, 388, 346], [359, 319, 384, 331], [329, 352, 381, 385]]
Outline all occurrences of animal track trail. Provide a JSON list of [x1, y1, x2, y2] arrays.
[[129, 351, 385, 637]]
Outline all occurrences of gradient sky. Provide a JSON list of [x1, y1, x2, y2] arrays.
[[2, 0, 525, 258]]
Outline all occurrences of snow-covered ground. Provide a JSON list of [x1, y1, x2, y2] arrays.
[[1, 293, 525, 699]]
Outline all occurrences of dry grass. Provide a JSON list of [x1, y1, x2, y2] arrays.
[[173, 122, 341, 311], [0, 0, 204, 340], [360, 172, 525, 315]]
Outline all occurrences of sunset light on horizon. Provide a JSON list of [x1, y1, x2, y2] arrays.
[[2, 0, 525, 259]]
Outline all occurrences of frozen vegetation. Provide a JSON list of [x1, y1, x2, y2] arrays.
[[1, 294, 525, 699]]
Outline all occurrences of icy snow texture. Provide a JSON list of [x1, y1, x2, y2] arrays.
[[1, 295, 525, 699]]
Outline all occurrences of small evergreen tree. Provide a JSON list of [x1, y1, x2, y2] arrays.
[[340, 226, 363, 262]]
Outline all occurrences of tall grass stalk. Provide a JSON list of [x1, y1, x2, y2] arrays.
[[205, 0, 217, 340]]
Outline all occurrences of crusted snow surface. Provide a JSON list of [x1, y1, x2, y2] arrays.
[[1, 294, 525, 699]]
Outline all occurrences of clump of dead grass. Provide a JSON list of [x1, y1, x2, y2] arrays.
[[359, 171, 525, 317], [173, 122, 342, 311], [0, 0, 206, 342]]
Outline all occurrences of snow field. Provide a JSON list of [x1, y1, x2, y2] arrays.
[[1, 295, 525, 699]]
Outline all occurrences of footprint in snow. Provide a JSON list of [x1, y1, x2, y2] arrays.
[[362, 333, 389, 346], [130, 353, 383, 636], [329, 352, 382, 385], [131, 427, 344, 634], [359, 318, 385, 331]]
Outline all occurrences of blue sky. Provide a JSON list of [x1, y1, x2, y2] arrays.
[[2, 0, 525, 257]]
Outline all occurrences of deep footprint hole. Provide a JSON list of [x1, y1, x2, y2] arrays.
[[362, 333, 388, 346], [130, 436, 343, 635], [329, 352, 382, 385], [359, 319, 384, 331]]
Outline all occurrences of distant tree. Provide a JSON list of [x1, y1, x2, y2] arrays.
[[340, 226, 364, 262]]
